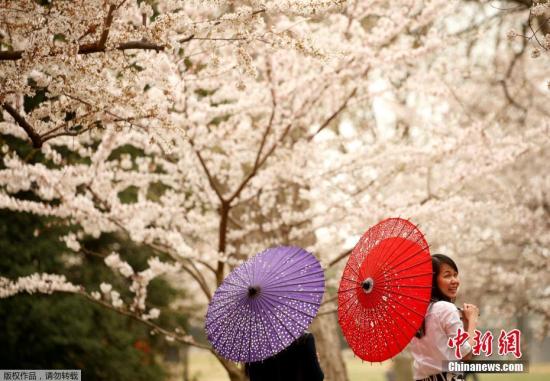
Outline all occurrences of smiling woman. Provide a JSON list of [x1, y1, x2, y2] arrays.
[[433, 256, 460, 301], [408, 254, 480, 381]]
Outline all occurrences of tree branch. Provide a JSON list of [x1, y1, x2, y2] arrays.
[[327, 248, 352, 268], [0, 5, 267, 62], [0, 41, 165, 61], [253, 61, 277, 170], [2, 103, 43, 148], [188, 139, 226, 203], [226, 61, 278, 205], [227, 122, 292, 205], [98, 4, 116, 49], [79, 292, 210, 349], [80, 185, 214, 300], [145, 242, 213, 300], [41, 126, 96, 143], [307, 87, 358, 142], [499, 25, 528, 112], [216, 202, 230, 286], [317, 308, 338, 316], [148, 242, 213, 300], [62, 92, 149, 132], [81, 40, 165, 54]]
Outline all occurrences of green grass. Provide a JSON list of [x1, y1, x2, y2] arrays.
[[188, 348, 230, 381], [187, 349, 550, 381], [344, 349, 388, 381]]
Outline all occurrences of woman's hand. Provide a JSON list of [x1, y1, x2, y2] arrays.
[[462, 303, 480, 360], [462, 303, 479, 323]]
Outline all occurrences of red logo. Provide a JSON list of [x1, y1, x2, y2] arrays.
[[447, 327, 470, 358], [472, 329, 493, 356], [448, 329, 522, 359], [498, 329, 522, 358]]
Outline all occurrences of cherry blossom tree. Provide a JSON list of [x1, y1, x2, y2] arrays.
[[1, 1, 549, 380]]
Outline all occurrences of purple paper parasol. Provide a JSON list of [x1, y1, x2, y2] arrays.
[[205, 246, 325, 362]]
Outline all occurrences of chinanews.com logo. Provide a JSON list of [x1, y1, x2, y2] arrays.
[[444, 328, 529, 374], [445, 361, 527, 373]]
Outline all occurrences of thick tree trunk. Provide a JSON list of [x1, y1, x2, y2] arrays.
[[182, 344, 189, 381], [216, 354, 247, 381], [517, 313, 530, 363], [310, 312, 349, 381], [227, 371, 247, 381]]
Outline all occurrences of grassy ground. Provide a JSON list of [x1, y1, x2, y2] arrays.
[[187, 349, 550, 381], [343, 349, 388, 381]]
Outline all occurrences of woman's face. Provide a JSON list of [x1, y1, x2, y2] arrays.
[[436, 263, 460, 300]]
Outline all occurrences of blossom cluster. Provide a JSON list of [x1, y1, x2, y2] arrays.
[[0, 274, 81, 298]]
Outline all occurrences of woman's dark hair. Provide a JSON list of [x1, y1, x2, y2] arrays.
[[430, 254, 459, 303], [244, 333, 309, 375], [415, 254, 459, 338]]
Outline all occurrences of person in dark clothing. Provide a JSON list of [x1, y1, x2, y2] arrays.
[[245, 332, 324, 381]]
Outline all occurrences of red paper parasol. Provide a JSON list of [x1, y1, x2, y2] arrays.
[[337, 218, 432, 362]]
